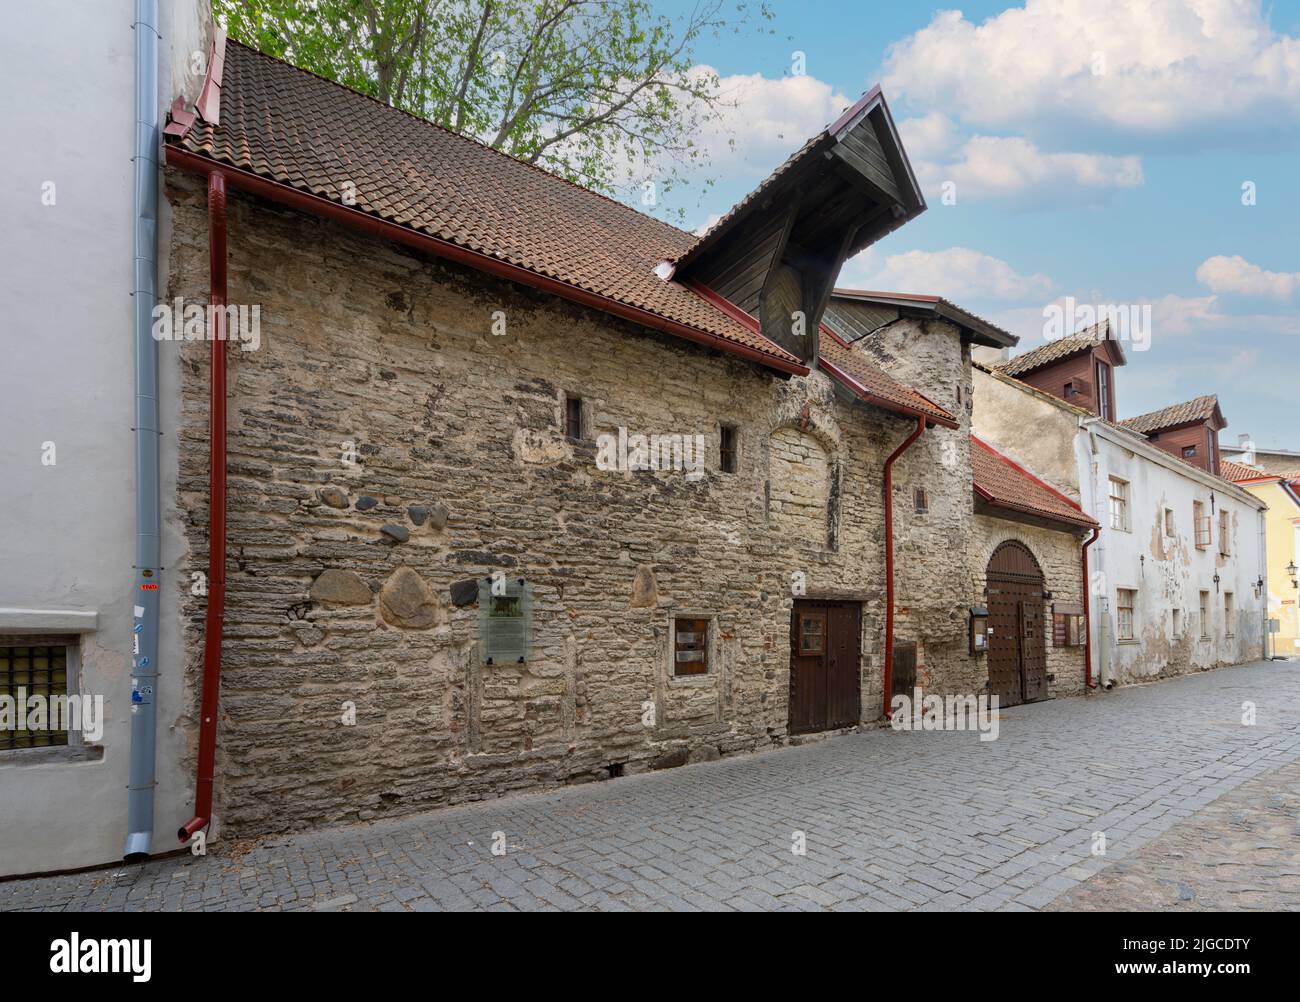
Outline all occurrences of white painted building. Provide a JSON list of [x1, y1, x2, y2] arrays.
[[0, 0, 211, 876], [973, 343, 1267, 688]]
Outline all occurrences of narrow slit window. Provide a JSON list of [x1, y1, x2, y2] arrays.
[[719, 425, 737, 473], [913, 487, 928, 514], [564, 395, 583, 440]]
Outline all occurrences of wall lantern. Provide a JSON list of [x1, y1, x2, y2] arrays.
[[969, 606, 989, 654], [1288, 561, 1298, 589], [1213, 571, 1220, 593]]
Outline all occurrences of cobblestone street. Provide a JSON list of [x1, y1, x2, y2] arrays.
[[4, 660, 1297, 912]]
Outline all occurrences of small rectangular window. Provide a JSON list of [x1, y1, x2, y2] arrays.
[[1224, 592, 1235, 637], [564, 395, 583, 440], [1218, 510, 1231, 555], [1108, 477, 1129, 532], [1182, 445, 1197, 459], [1193, 500, 1210, 548], [1171, 608, 1182, 637], [1052, 613, 1085, 647], [797, 612, 826, 655], [1199, 590, 1210, 638], [913, 487, 929, 514], [1163, 508, 1175, 537], [673, 617, 709, 677], [719, 425, 737, 473], [1116, 589, 1136, 641]]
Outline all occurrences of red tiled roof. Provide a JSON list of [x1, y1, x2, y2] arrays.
[[998, 318, 1125, 377], [1120, 394, 1222, 435], [819, 334, 957, 427], [1221, 459, 1265, 482], [972, 437, 1097, 530], [168, 40, 803, 373]]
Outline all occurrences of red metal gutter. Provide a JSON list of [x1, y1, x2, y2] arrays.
[[881, 415, 926, 719], [164, 147, 808, 378], [1081, 526, 1100, 689], [179, 171, 229, 842]]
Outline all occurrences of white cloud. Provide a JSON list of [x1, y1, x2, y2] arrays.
[[675, 66, 855, 176], [883, 0, 1300, 141], [839, 246, 1054, 301], [899, 115, 1143, 202], [1196, 254, 1300, 298]]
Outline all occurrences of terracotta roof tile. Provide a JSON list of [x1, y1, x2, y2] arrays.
[[819, 334, 956, 427], [998, 318, 1122, 377], [972, 437, 1096, 529], [171, 41, 801, 371], [1119, 394, 1221, 435]]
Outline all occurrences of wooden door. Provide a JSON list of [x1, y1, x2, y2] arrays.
[[986, 541, 1048, 707], [790, 600, 861, 733]]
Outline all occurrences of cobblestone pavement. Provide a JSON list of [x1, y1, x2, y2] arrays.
[[1047, 757, 1300, 911], [3, 660, 1298, 912]]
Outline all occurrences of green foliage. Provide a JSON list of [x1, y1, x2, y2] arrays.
[[214, 0, 774, 220]]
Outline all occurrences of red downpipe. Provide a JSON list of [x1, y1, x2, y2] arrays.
[[1081, 526, 1100, 690], [882, 416, 926, 719], [179, 172, 229, 842]]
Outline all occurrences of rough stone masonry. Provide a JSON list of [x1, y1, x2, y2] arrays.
[[164, 171, 1014, 840]]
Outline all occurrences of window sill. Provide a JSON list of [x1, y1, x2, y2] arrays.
[[0, 744, 103, 767], [1117, 639, 1138, 645], [668, 673, 714, 687]]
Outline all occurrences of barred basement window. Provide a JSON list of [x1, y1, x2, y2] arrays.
[[1, 638, 72, 750], [719, 424, 737, 473], [913, 486, 929, 514], [673, 617, 710, 677], [478, 577, 533, 664], [564, 394, 583, 441]]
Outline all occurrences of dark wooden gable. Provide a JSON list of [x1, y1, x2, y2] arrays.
[[676, 90, 923, 363]]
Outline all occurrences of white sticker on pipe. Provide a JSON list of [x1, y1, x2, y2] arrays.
[[133, 606, 145, 618]]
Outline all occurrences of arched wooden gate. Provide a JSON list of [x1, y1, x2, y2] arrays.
[[986, 540, 1048, 707]]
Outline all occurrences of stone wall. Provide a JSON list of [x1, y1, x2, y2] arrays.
[[163, 172, 987, 838], [970, 514, 1090, 700]]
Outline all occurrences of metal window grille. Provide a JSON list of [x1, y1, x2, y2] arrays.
[[1, 642, 69, 750]]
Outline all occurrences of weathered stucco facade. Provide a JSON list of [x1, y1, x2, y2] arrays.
[[972, 364, 1267, 687], [165, 175, 996, 837]]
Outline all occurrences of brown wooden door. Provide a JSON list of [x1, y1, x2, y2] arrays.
[[790, 600, 861, 733], [986, 541, 1048, 707]]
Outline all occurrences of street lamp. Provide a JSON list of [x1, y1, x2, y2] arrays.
[[1288, 561, 1298, 589]]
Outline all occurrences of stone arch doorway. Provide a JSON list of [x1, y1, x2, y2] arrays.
[[986, 540, 1048, 707]]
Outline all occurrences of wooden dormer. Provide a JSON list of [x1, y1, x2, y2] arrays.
[[996, 320, 1126, 419], [673, 89, 924, 363], [1119, 395, 1228, 476]]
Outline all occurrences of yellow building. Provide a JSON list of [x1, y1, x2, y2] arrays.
[[1225, 460, 1300, 657]]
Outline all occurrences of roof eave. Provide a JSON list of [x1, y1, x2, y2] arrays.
[[166, 145, 809, 378]]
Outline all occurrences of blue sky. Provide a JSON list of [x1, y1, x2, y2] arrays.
[[642, 0, 1298, 448]]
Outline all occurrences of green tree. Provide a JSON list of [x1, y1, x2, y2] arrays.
[[214, 0, 773, 218]]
